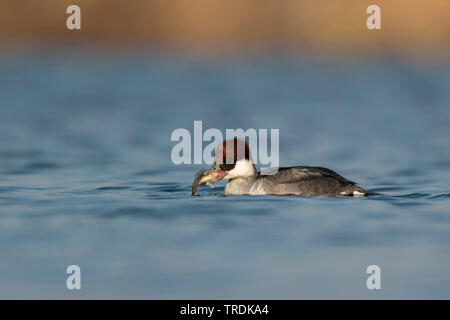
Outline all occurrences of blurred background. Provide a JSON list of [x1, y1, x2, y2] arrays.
[[1, 1, 450, 299], [1, 0, 449, 58]]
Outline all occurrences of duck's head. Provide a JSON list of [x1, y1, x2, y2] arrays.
[[207, 138, 257, 181]]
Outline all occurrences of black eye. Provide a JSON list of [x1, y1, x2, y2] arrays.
[[219, 163, 235, 171]]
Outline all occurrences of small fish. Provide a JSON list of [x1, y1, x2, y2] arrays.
[[191, 169, 225, 196]]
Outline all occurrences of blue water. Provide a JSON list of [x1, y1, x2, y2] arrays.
[[1, 50, 450, 298]]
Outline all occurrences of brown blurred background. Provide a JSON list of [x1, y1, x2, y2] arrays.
[[1, 0, 449, 57]]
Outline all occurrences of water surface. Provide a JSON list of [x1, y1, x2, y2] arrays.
[[0, 51, 449, 298]]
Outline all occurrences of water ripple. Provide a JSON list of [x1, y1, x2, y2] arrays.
[[429, 193, 450, 200], [93, 186, 132, 191]]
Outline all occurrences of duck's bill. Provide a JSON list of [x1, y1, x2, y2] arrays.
[[191, 167, 225, 196]]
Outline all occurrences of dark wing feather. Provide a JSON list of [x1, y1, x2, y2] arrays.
[[261, 166, 356, 186]]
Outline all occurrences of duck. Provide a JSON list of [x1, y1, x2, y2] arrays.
[[192, 138, 369, 197]]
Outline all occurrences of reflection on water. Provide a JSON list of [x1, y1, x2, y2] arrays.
[[0, 51, 449, 298]]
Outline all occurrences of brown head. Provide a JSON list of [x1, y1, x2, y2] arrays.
[[211, 138, 257, 180]]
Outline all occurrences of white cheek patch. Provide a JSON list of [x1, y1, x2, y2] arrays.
[[224, 159, 256, 179]]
